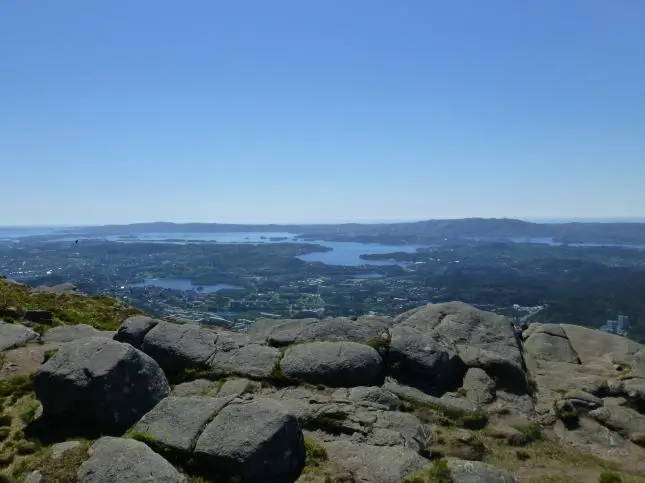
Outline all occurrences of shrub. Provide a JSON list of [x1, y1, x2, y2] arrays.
[[0, 375, 33, 399], [303, 437, 328, 472], [516, 449, 531, 461], [0, 415, 11, 428], [14, 440, 39, 455], [0, 428, 10, 441], [598, 473, 622, 483], [402, 458, 453, 483], [514, 422, 542, 443]]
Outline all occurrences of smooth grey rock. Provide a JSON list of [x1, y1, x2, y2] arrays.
[[372, 410, 429, 452], [141, 322, 220, 374], [217, 378, 255, 397], [250, 315, 391, 346], [171, 379, 216, 397], [0, 321, 39, 350], [590, 406, 645, 444], [462, 367, 496, 404], [383, 379, 479, 416], [194, 398, 305, 481], [348, 386, 401, 410], [133, 396, 231, 453], [25, 471, 42, 483], [324, 440, 429, 483], [561, 390, 603, 412], [42, 324, 108, 343], [280, 341, 383, 387], [523, 325, 579, 363], [208, 344, 280, 378], [77, 436, 187, 483], [445, 458, 519, 482], [114, 315, 160, 348], [34, 337, 170, 433], [51, 440, 81, 459], [562, 324, 643, 365], [389, 325, 464, 389]]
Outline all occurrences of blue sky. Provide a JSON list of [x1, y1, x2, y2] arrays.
[[2, 1, 644, 226]]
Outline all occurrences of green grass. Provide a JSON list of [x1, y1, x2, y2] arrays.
[[514, 422, 542, 443], [303, 437, 328, 473], [599, 473, 623, 483], [16, 397, 40, 424], [401, 459, 453, 483], [0, 280, 141, 331], [0, 376, 33, 400], [365, 337, 389, 351]]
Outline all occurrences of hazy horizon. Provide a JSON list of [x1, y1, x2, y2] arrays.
[[3, 1, 644, 226]]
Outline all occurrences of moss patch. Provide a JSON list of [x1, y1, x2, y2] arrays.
[[0, 280, 141, 331], [303, 437, 328, 473], [401, 458, 454, 483]]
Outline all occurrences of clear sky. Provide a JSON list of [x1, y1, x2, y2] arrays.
[[2, 1, 644, 226]]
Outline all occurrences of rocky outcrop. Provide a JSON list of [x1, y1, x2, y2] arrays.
[[280, 341, 383, 386], [445, 458, 519, 482], [0, 321, 39, 350], [34, 337, 170, 433], [77, 436, 187, 482]]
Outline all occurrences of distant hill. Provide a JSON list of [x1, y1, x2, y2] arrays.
[[63, 218, 645, 245]]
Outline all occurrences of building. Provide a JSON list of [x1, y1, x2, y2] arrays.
[[600, 315, 629, 336]]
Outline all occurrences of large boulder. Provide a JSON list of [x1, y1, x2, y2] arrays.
[[194, 398, 305, 481], [249, 316, 391, 347], [0, 321, 39, 351], [393, 302, 525, 389], [589, 406, 645, 445], [323, 440, 430, 483], [34, 337, 170, 433], [141, 322, 226, 374], [77, 436, 187, 483], [462, 367, 496, 405], [280, 341, 383, 387], [132, 396, 232, 454], [114, 315, 160, 349], [333, 386, 401, 411], [562, 324, 643, 366]]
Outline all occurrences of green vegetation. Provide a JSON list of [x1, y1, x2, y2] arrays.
[[16, 397, 40, 424], [514, 422, 542, 443], [0, 280, 141, 331], [0, 376, 33, 400], [303, 437, 328, 473], [554, 400, 580, 429], [402, 458, 453, 483], [42, 348, 58, 363], [599, 473, 623, 483]]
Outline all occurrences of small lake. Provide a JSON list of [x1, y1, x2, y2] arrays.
[[127, 278, 244, 293]]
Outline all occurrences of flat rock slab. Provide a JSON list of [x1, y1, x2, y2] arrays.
[[133, 396, 232, 453], [208, 344, 280, 378], [333, 386, 401, 410], [445, 458, 519, 482], [324, 440, 430, 483], [253, 316, 391, 347], [383, 379, 479, 417], [0, 321, 39, 351], [194, 398, 305, 481], [34, 337, 170, 433], [171, 379, 218, 397], [42, 324, 111, 343], [280, 341, 383, 387], [77, 436, 187, 483], [217, 378, 255, 397]]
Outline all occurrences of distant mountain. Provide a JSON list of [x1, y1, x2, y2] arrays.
[[63, 218, 645, 245]]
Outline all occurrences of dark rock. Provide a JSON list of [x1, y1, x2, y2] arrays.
[[194, 398, 305, 481], [114, 315, 160, 348], [132, 396, 232, 454], [77, 436, 187, 482], [0, 321, 39, 351], [24, 310, 53, 324], [34, 337, 170, 433], [280, 341, 383, 387]]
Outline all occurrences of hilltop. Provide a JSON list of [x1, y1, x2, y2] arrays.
[[1, 279, 645, 482]]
